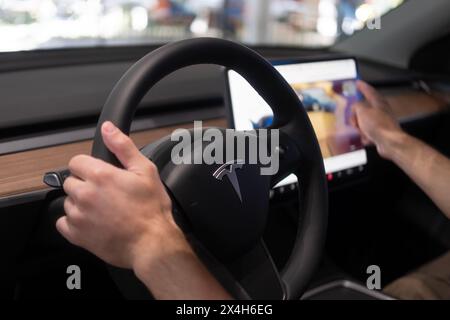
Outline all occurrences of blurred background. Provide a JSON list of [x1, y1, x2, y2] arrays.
[[0, 0, 404, 52]]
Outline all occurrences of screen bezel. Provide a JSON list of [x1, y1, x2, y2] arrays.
[[223, 55, 362, 130], [223, 55, 367, 188]]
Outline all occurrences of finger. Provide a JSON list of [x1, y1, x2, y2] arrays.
[[68, 154, 113, 182], [361, 135, 371, 146], [64, 196, 76, 215], [349, 113, 358, 129], [354, 102, 370, 118], [101, 121, 149, 173], [63, 176, 86, 202], [64, 197, 83, 225], [56, 216, 79, 245], [357, 80, 386, 107]]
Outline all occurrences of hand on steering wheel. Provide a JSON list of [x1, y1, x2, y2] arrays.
[[58, 121, 174, 269], [58, 121, 231, 299]]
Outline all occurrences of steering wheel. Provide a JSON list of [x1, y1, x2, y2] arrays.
[[66, 38, 327, 300]]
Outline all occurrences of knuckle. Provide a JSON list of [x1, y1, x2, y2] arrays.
[[69, 213, 84, 228], [62, 177, 72, 194], [63, 197, 73, 213], [63, 200, 84, 227], [68, 155, 83, 170], [92, 166, 111, 181], [146, 161, 158, 175], [67, 211, 83, 227], [77, 187, 95, 203], [116, 134, 131, 149]]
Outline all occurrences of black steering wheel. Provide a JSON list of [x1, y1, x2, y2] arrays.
[[86, 38, 327, 300]]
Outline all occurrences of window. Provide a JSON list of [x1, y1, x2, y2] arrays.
[[0, 0, 404, 52]]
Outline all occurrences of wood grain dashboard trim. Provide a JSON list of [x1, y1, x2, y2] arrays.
[[0, 91, 448, 199], [385, 91, 448, 120], [0, 118, 226, 198]]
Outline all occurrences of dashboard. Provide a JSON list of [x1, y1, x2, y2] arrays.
[[0, 89, 447, 202], [0, 50, 448, 202]]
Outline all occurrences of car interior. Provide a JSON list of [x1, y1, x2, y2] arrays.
[[0, 0, 449, 300]]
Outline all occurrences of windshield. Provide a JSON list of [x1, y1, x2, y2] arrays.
[[0, 0, 403, 52]]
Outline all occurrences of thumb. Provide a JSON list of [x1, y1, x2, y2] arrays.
[[101, 121, 148, 172]]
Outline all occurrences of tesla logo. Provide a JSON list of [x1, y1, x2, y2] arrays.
[[213, 160, 244, 202]]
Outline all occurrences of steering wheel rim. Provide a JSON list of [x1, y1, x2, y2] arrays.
[[92, 38, 328, 300]]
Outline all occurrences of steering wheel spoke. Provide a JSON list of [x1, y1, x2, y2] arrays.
[[225, 240, 285, 300], [191, 237, 285, 300]]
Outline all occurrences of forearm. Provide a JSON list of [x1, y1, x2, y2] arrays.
[[384, 131, 450, 219], [132, 221, 232, 300]]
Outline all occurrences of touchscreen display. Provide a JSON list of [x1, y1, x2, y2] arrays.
[[227, 58, 367, 187]]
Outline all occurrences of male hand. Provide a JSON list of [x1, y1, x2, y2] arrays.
[[57, 121, 184, 270], [351, 80, 405, 160]]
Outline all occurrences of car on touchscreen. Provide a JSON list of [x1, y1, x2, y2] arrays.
[[0, 0, 449, 301]]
